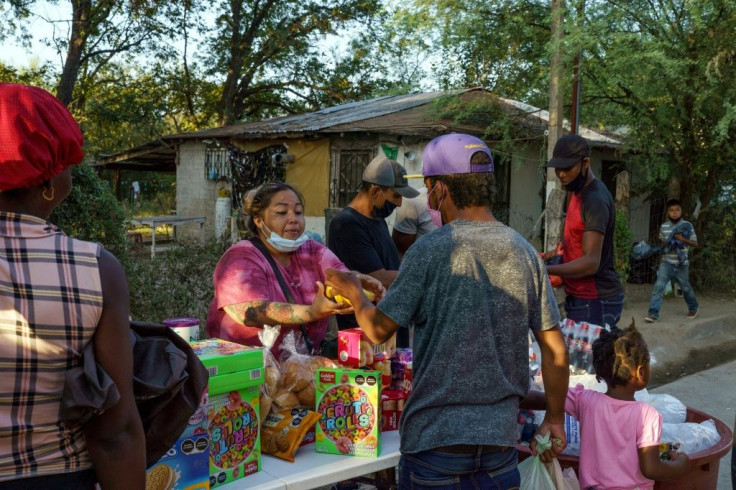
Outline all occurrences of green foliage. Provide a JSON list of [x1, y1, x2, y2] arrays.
[[430, 93, 543, 155], [124, 238, 230, 324], [575, 1, 736, 225], [50, 163, 129, 259], [614, 208, 633, 283], [0, 62, 54, 87], [207, 0, 385, 124], [401, 0, 551, 105], [691, 191, 736, 291]]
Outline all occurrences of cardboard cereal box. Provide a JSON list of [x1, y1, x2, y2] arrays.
[[315, 368, 381, 457], [337, 328, 396, 368], [190, 339, 264, 488], [145, 435, 210, 490], [146, 388, 210, 490]]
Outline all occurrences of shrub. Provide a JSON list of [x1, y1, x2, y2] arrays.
[[50, 163, 129, 259], [125, 238, 230, 326], [691, 199, 736, 291], [614, 208, 633, 283]]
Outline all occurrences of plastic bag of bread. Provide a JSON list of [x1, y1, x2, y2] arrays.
[[275, 331, 338, 411], [261, 408, 321, 462], [257, 325, 282, 422]]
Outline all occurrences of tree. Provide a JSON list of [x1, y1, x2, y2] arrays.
[[573, 0, 736, 237], [398, 0, 553, 106], [205, 0, 384, 125]]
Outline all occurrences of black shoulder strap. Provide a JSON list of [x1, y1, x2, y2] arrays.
[[249, 236, 295, 303], [248, 236, 313, 353]]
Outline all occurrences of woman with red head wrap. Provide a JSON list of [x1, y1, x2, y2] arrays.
[[0, 84, 145, 489]]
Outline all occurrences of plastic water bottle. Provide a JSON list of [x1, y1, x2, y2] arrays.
[[564, 320, 579, 370], [574, 323, 590, 373], [585, 326, 603, 374], [529, 349, 540, 378]]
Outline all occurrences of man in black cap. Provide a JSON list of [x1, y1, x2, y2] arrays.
[[545, 134, 624, 328], [328, 155, 418, 342]]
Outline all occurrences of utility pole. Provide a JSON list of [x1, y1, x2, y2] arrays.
[[545, 0, 566, 251], [569, 0, 585, 135]]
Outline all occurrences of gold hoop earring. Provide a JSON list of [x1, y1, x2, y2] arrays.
[[42, 186, 55, 201]]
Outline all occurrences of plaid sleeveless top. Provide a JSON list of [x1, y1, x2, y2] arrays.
[[0, 211, 103, 480]]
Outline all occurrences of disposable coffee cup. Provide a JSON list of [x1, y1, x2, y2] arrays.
[[163, 317, 201, 343]]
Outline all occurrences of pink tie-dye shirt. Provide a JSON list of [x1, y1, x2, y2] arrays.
[[205, 239, 347, 358]]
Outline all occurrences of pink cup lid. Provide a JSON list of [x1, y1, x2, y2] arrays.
[[163, 317, 200, 327]]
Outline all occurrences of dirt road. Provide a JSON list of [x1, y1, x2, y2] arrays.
[[613, 283, 736, 388]]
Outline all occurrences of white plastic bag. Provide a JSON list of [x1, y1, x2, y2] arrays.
[[520, 432, 576, 490], [635, 390, 687, 423], [562, 467, 580, 490], [661, 419, 721, 454], [518, 456, 555, 490]]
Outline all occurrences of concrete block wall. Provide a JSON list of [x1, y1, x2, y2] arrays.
[[176, 141, 221, 240]]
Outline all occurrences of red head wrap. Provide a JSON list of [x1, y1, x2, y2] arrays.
[[0, 83, 84, 191]]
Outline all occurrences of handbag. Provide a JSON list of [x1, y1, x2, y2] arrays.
[[249, 236, 314, 354], [61, 321, 209, 468]]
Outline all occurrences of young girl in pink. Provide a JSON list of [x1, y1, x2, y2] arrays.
[[529, 324, 690, 489]]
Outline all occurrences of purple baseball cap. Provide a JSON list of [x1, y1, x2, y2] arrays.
[[422, 133, 494, 177]]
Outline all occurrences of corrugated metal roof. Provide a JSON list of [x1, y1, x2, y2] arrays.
[[164, 89, 473, 140], [98, 88, 622, 168]]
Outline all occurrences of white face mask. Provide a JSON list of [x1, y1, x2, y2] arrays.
[[261, 222, 310, 252]]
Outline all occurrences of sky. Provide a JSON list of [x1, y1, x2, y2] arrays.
[[1, 1, 69, 68]]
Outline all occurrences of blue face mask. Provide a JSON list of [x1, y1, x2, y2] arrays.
[[261, 223, 309, 252]]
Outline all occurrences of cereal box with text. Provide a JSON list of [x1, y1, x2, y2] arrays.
[[190, 339, 264, 488], [315, 368, 381, 457]]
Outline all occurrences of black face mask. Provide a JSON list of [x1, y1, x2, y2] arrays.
[[563, 166, 588, 193], [670, 216, 682, 224], [373, 201, 397, 219]]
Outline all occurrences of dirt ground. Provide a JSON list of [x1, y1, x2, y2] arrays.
[[604, 283, 736, 388]]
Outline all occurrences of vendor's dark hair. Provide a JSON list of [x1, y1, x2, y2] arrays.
[[592, 322, 650, 388], [244, 181, 305, 234], [666, 198, 682, 208], [427, 152, 497, 210]]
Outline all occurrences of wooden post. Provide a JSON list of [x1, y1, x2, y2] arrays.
[[615, 170, 630, 218], [545, 0, 566, 251]]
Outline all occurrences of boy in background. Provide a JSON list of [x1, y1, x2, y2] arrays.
[[645, 199, 699, 322]]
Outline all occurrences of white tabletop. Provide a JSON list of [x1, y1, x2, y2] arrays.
[[223, 431, 400, 490]]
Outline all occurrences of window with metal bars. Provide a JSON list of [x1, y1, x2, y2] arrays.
[[330, 149, 374, 208]]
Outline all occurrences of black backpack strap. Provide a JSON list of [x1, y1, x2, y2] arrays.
[[248, 236, 313, 353]]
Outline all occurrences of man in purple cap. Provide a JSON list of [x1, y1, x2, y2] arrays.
[[328, 155, 418, 346], [544, 134, 624, 328], [325, 134, 569, 488]]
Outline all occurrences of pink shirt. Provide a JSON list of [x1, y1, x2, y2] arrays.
[[205, 239, 347, 358], [566, 384, 661, 490]]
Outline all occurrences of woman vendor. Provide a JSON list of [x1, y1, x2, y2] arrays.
[[205, 181, 384, 358]]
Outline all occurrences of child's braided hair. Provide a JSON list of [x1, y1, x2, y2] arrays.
[[592, 320, 650, 388]]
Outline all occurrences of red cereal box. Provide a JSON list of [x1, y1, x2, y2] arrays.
[[380, 390, 404, 432], [338, 329, 397, 368], [315, 368, 381, 457], [403, 362, 413, 399]]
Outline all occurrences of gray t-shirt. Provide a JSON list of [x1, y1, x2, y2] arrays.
[[393, 187, 437, 238], [378, 220, 560, 454]]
